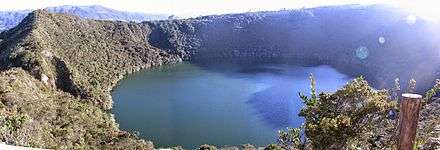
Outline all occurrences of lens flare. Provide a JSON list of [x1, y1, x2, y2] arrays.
[[378, 36, 386, 44], [355, 46, 369, 60]]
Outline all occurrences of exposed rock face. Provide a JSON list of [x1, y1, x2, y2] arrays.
[[40, 73, 49, 85], [0, 4, 439, 149]]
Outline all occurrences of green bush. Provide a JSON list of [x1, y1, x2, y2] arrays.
[[278, 127, 304, 149], [277, 75, 440, 149], [300, 75, 396, 149], [1, 114, 28, 132], [278, 75, 397, 149], [423, 79, 440, 104], [198, 144, 218, 150], [265, 144, 283, 150]]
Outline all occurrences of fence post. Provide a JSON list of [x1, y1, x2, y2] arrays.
[[398, 93, 422, 150]]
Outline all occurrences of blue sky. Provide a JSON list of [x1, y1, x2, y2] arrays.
[[0, 0, 437, 18]]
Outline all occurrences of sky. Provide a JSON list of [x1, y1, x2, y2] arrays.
[[0, 0, 437, 18], [0, 0, 387, 17]]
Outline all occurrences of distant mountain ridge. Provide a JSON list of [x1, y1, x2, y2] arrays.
[[0, 5, 168, 31]]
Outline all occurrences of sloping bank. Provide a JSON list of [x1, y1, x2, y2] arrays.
[[0, 10, 180, 149], [0, 5, 439, 149]]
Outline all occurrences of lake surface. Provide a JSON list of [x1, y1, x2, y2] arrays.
[[112, 62, 350, 149]]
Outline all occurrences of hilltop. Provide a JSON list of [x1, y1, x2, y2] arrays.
[[0, 4, 438, 149], [0, 5, 168, 32]]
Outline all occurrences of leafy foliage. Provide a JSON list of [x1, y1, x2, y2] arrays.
[[277, 127, 304, 149], [265, 144, 284, 150], [423, 79, 440, 104], [1, 114, 28, 132], [282, 75, 397, 149], [198, 144, 218, 150], [276, 75, 440, 150]]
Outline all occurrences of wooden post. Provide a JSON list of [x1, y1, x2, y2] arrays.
[[398, 93, 422, 150]]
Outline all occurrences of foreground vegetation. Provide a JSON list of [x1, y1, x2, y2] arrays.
[[0, 68, 152, 149], [275, 76, 440, 150], [192, 77, 440, 150]]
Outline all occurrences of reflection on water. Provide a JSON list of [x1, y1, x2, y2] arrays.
[[112, 62, 349, 149]]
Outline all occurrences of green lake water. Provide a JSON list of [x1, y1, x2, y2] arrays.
[[112, 62, 349, 149]]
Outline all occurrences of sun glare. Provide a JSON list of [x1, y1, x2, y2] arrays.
[[396, 1, 440, 22]]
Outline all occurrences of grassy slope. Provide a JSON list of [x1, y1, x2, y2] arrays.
[[0, 10, 181, 109], [0, 10, 180, 149]]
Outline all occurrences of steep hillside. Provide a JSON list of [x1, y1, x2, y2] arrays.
[[0, 10, 181, 109], [0, 9, 181, 149], [0, 4, 438, 149], [0, 5, 168, 32], [147, 4, 440, 91], [0, 68, 153, 149]]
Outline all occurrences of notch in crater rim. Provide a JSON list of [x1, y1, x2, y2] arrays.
[[402, 93, 423, 99]]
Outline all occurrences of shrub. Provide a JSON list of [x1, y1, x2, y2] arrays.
[[1, 113, 28, 132], [278, 127, 304, 149], [278, 76, 440, 149], [279, 75, 397, 149], [423, 79, 440, 104], [265, 144, 283, 150], [241, 144, 256, 150], [198, 144, 218, 150]]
